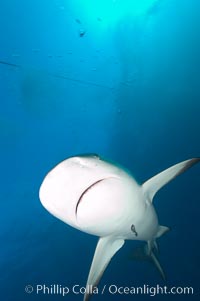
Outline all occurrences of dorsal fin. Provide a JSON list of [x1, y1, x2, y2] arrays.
[[143, 158, 200, 202]]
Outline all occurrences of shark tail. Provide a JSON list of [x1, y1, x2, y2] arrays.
[[145, 239, 166, 280], [150, 250, 166, 280], [146, 224, 170, 280]]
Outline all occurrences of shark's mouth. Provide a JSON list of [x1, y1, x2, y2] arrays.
[[75, 178, 108, 218]]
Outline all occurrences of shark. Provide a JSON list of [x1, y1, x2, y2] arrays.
[[39, 154, 200, 301]]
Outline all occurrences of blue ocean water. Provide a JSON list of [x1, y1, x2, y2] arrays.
[[0, 0, 200, 300]]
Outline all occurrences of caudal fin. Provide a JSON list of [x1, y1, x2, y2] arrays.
[[151, 251, 166, 280], [142, 158, 200, 202], [145, 241, 166, 280]]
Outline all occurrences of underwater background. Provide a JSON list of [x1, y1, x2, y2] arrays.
[[0, 0, 200, 300]]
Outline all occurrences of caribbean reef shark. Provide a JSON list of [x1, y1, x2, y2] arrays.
[[39, 155, 200, 301]]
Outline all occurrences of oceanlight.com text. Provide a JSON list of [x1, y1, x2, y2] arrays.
[[25, 284, 194, 297]]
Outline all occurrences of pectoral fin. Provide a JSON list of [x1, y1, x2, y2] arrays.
[[84, 236, 124, 301], [143, 158, 200, 202]]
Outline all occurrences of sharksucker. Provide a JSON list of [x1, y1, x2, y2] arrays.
[[131, 224, 138, 236], [39, 155, 200, 301]]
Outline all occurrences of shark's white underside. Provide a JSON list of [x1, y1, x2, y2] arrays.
[[39, 155, 200, 301]]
